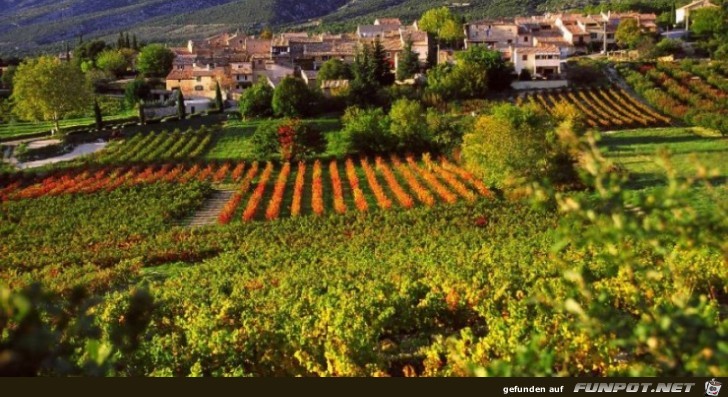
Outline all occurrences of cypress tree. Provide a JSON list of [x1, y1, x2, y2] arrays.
[[65, 41, 71, 62], [396, 39, 419, 82], [118, 32, 125, 50], [93, 99, 103, 130], [176, 90, 186, 119], [372, 38, 393, 85], [215, 81, 224, 112], [132, 34, 139, 51], [138, 101, 146, 125], [125, 32, 131, 49]]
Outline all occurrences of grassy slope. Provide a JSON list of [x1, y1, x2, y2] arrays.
[[600, 127, 728, 209], [204, 117, 342, 161], [0, 111, 136, 140]]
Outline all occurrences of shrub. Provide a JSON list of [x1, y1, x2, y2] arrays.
[[251, 119, 325, 160], [239, 80, 274, 118], [389, 99, 432, 152], [328, 107, 393, 155], [462, 103, 553, 187], [272, 77, 311, 117]]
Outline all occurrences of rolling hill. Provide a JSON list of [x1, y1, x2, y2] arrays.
[[0, 0, 654, 56]]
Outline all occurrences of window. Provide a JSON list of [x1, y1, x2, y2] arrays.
[[522, 54, 528, 61], [607, 33, 614, 39], [194, 85, 203, 91], [523, 36, 529, 42], [507, 39, 513, 44], [196, 76, 202, 82], [590, 33, 598, 39]]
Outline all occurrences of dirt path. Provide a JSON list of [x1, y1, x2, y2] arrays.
[[17, 142, 108, 169], [185, 188, 235, 227]]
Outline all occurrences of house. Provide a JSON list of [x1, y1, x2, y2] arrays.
[[464, 20, 519, 49], [245, 38, 273, 59], [301, 70, 318, 89], [360, 36, 403, 70], [399, 29, 429, 65], [230, 62, 255, 90], [320, 80, 349, 97], [511, 45, 562, 77], [304, 40, 358, 69], [165, 64, 231, 100], [357, 18, 403, 38], [555, 16, 591, 47], [603, 12, 658, 33], [255, 62, 295, 88], [676, 0, 719, 25]]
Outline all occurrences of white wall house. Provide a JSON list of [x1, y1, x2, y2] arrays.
[[511, 45, 562, 77], [464, 21, 519, 49], [676, 0, 719, 25]]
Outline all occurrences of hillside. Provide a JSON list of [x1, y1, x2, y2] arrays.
[[0, 0, 628, 56]]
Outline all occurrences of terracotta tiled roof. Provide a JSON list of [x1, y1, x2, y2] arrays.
[[514, 45, 560, 55], [245, 39, 272, 55], [401, 30, 428, 44], [166, 69, 194, 80], [564, 24, 588, 35], [304, 40, 357, 56]]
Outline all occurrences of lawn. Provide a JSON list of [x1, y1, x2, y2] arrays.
[[600, 126, 728, 209], [0, 111, 136, 140], [205, 117, 343, 160]]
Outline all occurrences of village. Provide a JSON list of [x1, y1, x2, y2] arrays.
[[160, 9, 668, 106]]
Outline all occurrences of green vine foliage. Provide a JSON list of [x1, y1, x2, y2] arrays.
[[0, 134, 726, 376]]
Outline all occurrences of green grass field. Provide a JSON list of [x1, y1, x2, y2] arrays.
[[600, 127, 728, 209], [601, 127, 728, 184], [205, 117, 342, 160], [0, 111, 136, 140]]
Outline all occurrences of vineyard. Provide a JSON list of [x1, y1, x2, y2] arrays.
[[517, 86, 670, 130], [90, 126, 217, 164], [1, 162, 231, 201], [1, 60, 727, 378], [0, 154, 491, 223], [618, 61, 728, 134]]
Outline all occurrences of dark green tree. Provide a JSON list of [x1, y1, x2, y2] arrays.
[[138, 101, 146, 125], [349, 44, 380, 106], [125, 32, 131, 49], [117, 32, 125, 50], [176, 90, 186, 119], [124, 79, 150, 107], [1, 65, 16, 90], [239, 80, 274, 118], [272, 77, 311, 117], [616, 18, 645, 49], [215, 81, 224, 112], [93, 98, 103, 130], [317, 58, 353, 82], [396, 39, 420, 82], [132, 35, 139, 51], [75, 40, 108, 66], [372, 38, 393, 85], [136, 44, 175, 78], [519, 68, 532, 81]]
